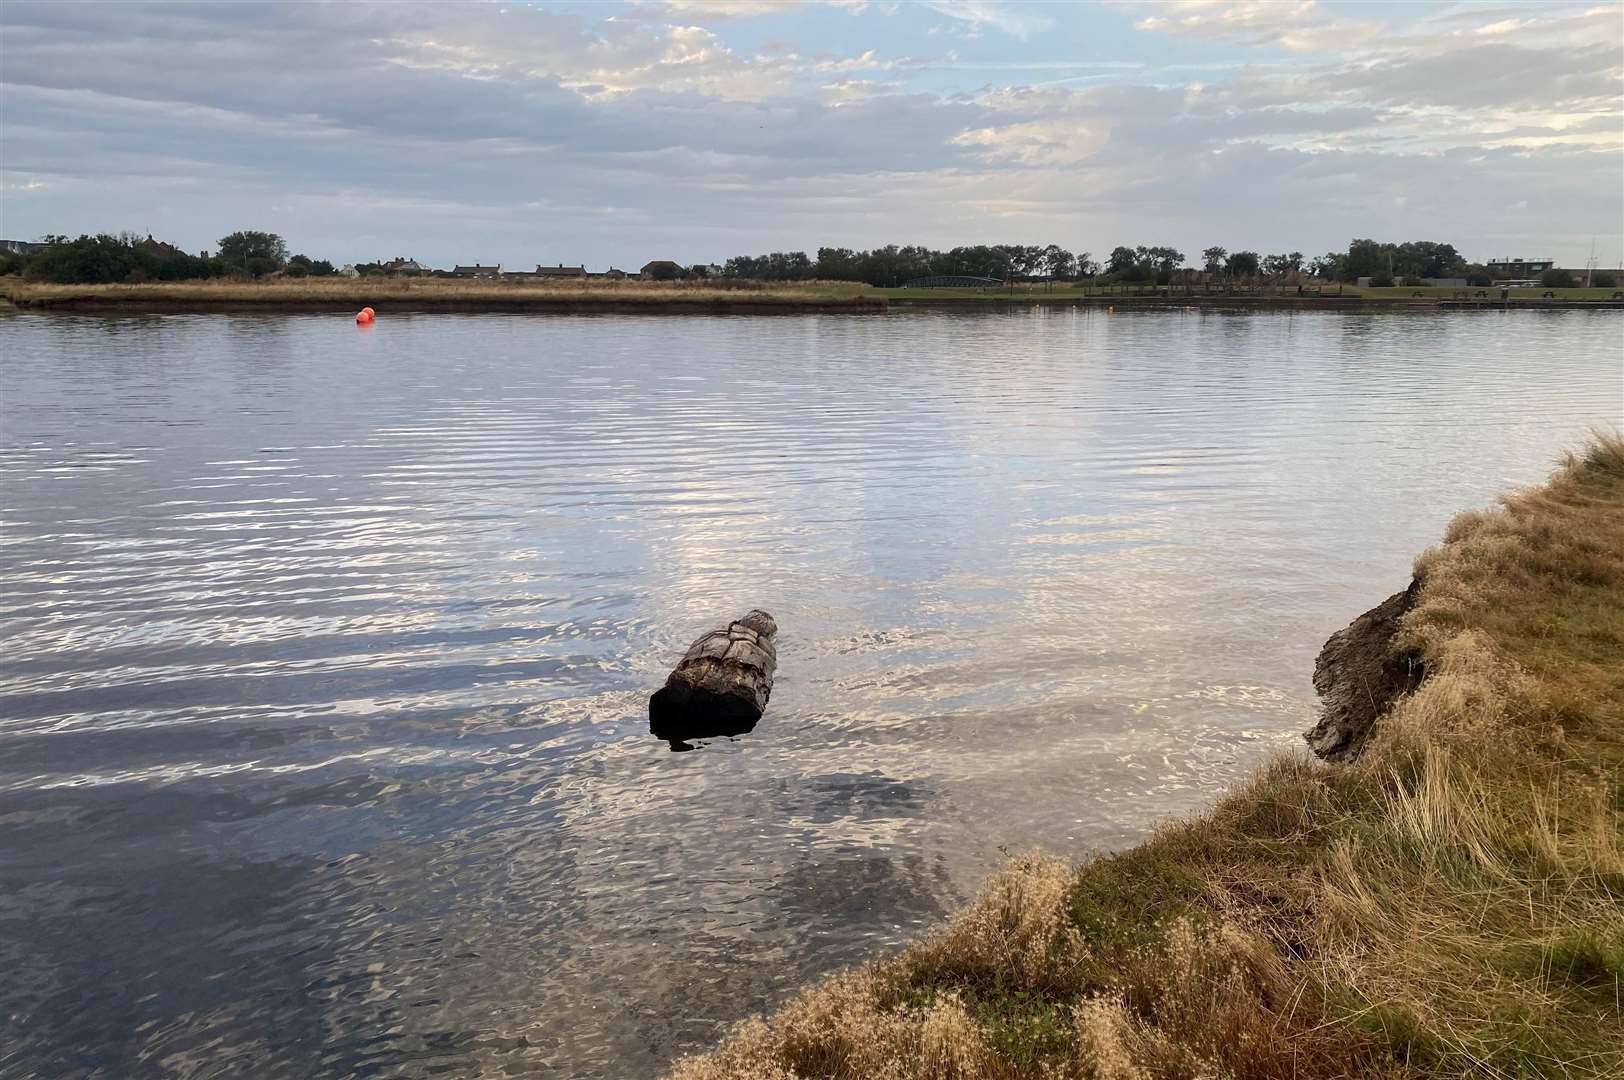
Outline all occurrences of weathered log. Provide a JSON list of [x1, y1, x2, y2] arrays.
[[650, 610, 777, 746], [1304, 578, 1424, 762]]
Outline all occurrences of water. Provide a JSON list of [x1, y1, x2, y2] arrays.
[[1, 308, 1618, 1078]]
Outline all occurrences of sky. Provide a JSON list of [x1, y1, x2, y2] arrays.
[[2, 0, 1621, 270]]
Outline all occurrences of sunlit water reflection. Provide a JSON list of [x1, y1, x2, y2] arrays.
[[1, 308, 1619, 1077]]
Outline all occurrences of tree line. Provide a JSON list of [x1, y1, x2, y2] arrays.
[[5, 232, 1610, 289], [707, 238, 1554, 287], [2, 231, 333, 284]]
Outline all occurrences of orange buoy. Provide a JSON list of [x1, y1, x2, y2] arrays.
[[355, 308, 374, 324], [362, 306, 375, 316]]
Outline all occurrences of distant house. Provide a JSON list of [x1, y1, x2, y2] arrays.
[[337, 264, 360, 278], [1, 239, 48, 256], [588, 267, 627, 280], [640, 260, 684, 280], [137, 233, 186, 258], [1485, 257, 1554, 277], [383, 257, 430, 275], [532, 264, 587, 279], [450, 264, 502, 278]]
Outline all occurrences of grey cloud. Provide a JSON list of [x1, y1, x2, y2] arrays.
[[1, 0, 1619, 267]]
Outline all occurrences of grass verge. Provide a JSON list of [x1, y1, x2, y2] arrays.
[[0, 276, 883, 312], [670, 435, 1624, 1079]]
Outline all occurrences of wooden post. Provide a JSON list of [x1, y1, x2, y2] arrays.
[[650, 610, 778, 746]]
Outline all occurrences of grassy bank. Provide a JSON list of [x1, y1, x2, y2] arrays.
[[0, 276, 885, 313], [879, 283, 1624, 307], [8, 278, 1621, 315], [671, 437, 1624, 1079]]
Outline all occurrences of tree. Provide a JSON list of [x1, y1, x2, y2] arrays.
[[1226, 251, 1261, 277], [1594, 271, 1617, 289], [1105, 246, 1139, 277], [1539, 268, 1576, 288], [1137, 246, 1184, 273], [1202, 246, 1227, 273], [217, 230, 288, 278], [1038, 244, 1076, 281], [1261, 252, 1303, 277], [1309, 252, 1343, 280], [23, 232, 214, 284]]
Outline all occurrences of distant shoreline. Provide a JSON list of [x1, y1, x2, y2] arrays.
[[5, 278, 1622, 314]]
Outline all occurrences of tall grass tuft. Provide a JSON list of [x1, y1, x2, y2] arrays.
[[668, 434, 1624, 1078]]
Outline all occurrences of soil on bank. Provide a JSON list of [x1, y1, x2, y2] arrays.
[[670, 436, 1624, 1079]]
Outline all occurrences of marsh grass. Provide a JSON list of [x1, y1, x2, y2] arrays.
[[0, 276, 878, 307], [671, 435, 1624, 1079]]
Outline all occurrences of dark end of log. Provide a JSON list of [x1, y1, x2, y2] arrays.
[[650, 609, 778, 749]]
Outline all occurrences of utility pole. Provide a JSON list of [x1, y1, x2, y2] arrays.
[[1585, 238, 1597, 288]]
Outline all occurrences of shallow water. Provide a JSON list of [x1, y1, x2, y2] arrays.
[[1, 308, 1619, 1078]]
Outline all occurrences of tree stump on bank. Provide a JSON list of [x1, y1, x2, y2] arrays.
[[650, 610, 777, 748]]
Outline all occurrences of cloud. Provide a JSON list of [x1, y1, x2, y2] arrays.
[[920, 1, 1055, 40], [1132, 0, 1382, 53], [0, 0, 1618, 267]]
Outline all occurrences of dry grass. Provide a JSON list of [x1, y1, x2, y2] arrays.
[[670, 434, 1624, 1079], [0, 276, 879, 309]]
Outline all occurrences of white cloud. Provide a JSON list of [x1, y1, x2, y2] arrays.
[[1132, 0, 1382, 53], [0, 0, 1617, 266], [921, 1, 1055, 40]]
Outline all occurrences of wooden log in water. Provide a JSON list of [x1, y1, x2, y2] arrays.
[[649, 610, 777, 740]]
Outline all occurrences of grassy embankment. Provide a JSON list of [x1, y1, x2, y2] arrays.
[[7, 277, 1620, 314], [672, 437, 1624, 1079], [876, 283, 1624, 305], [0, 276, 883, 312]]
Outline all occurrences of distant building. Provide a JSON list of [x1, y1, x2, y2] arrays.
[[532, 264, 587, 279], [383, 257, 430, 275], [450, 264, 502, 278], [137, 233, 185, 258], [337, 264, 361, 278], [1485, 257, 1554, 277], [588, 267, 627, 280], [640, 260, 684, 280], [0, 239, 48, 256]]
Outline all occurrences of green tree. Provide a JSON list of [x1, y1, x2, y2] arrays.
[[217, 230, 288, 278], [1539, 268, 1575, 288], [1105, 246, 1138, 277], [1309, 252, 1344, 279], [1039, 244, 1076, 280], [1226, 251, 1261, 277], [1202, 246, 1227, 273]]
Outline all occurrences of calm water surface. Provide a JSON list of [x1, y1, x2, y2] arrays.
[[1, 309, 1620, 1078]]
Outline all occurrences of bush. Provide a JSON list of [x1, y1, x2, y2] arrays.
[[1592, 271, 1616, 289], [1539, 268, 1576, 288], [1369, 272, 1394, 288]]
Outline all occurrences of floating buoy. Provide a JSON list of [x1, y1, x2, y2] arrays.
[[355, 308, 374, 325]]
